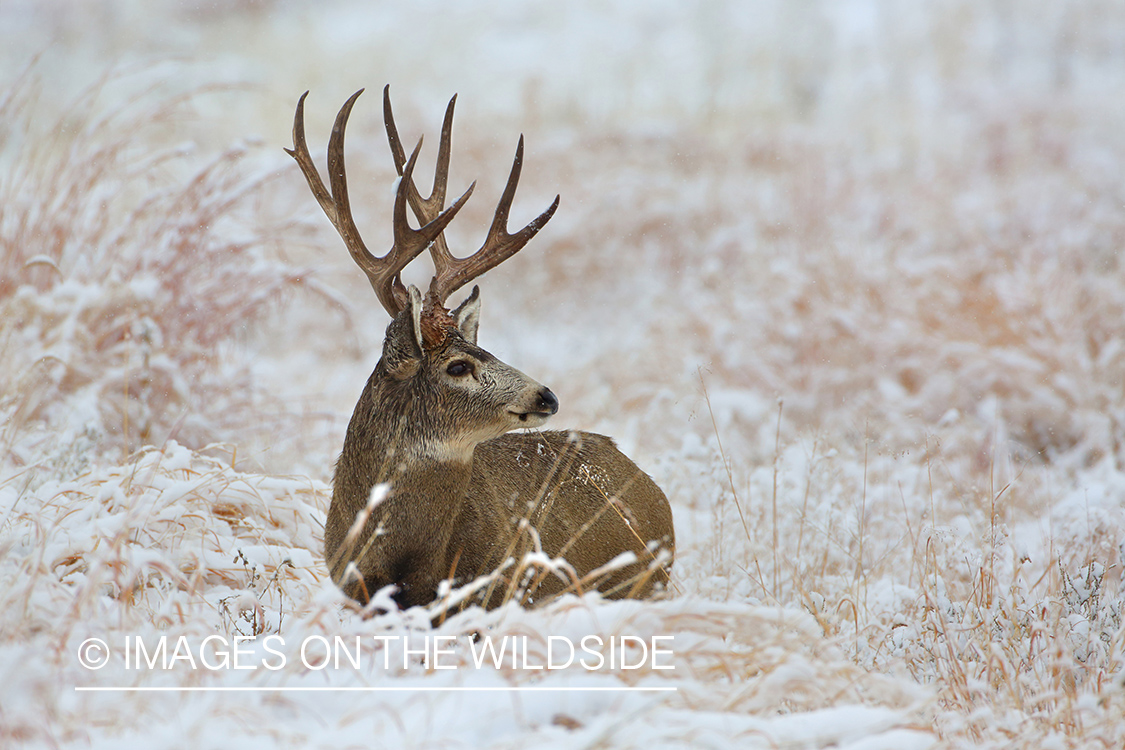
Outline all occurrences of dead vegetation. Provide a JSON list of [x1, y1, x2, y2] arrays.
[[0, 64, 335, 474]]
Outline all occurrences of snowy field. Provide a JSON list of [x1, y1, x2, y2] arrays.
[[3, 1, 1125, 747]]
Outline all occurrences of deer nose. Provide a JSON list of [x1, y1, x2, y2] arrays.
[[536, 388, 559, 415]]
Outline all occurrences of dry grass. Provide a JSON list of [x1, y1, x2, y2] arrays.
[[1, 440, 933, 748], [504, 96, 1125, 471], [0, 63, 334, 476]]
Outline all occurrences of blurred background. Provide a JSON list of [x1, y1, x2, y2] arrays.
[[5, 0, 1124, 478]]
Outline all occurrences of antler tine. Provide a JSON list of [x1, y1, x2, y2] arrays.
[[286, 89, 471, 316], [383, 84, 455, 224], [386, 142, 476, 312], [286, 91, 338, 225], [429, 136, 561, 305], [382, 86, 559, 308]]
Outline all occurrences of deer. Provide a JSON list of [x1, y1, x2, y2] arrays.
[[286, 86, 674, 613]]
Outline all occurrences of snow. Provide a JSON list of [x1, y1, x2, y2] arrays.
[[3, 0, 1125, 747]]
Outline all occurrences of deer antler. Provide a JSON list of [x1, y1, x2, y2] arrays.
[[382, 85, 560, 311], [286, 89, 474, 316]]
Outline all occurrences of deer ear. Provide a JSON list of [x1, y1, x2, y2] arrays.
[[452, 285, 481, 345], [381, 286, 424, 380]]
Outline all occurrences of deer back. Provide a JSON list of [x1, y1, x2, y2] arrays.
[[462, 431, 674, 607]]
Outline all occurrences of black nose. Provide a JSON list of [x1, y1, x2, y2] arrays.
[[537, 388, 559, 415]]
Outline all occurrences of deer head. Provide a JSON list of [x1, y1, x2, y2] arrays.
[[285, 87, 561, 462]]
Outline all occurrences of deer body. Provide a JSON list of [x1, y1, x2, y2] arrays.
[[289, 87, 674, 610]]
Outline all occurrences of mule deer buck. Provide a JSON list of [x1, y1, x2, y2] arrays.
[[287, 86, 674, 611]]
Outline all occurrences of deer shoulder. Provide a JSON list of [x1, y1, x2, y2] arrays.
[[287, 87, 674, 611]]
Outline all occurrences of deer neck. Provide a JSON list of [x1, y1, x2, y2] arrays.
[[338, 371, 478, 507]]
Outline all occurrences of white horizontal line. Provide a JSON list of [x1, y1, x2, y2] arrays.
[[74, 686, 678, 693]]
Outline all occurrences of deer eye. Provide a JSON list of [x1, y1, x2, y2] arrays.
[[446, 360, 473, 377]]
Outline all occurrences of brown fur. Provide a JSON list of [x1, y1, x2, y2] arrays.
[[325, 301, 675, 610]]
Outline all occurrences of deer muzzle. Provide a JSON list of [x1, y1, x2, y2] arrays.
[[510, 387, 559, 424]]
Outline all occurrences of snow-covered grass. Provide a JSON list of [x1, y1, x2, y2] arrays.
[[3, 1, 1125, 747], [0, 63, 344, 476]]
